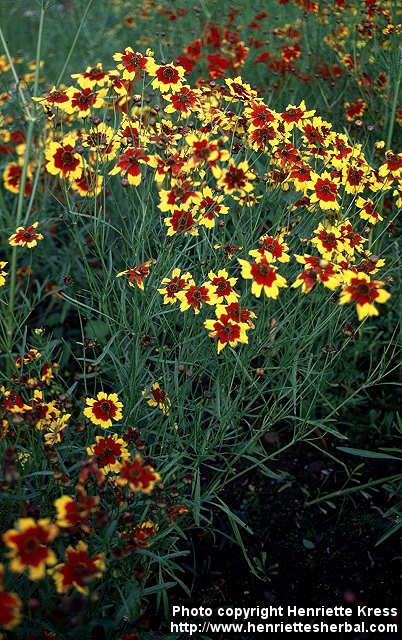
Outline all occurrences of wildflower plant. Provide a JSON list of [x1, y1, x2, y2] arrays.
[[0, 0, 400, 636]]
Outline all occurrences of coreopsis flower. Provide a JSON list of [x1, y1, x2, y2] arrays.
[[1, 389, 31, 414], [292, 255, 340, 293], [84, 392, 123, 428], [310, 172, 339, 210], [54, 491, 100, 530], [2, 518, 58, 580], [249, 233, 290, 263], [158, 177, 200, 213], [184, 133, 229, 174], [343, 163, 368, 195], [43, 413, 70, 446], [164, 208, 198, 236], [345, 98, 367, 121], [338, 220, 366, 255], [113, 48, 149, 80], [238, 256, 287, 299], [71, 63, 110, 89], [116, 260, 153, 289], [142, 383, 171, 415], [158, 268, 191, 304], [0, 261, 7, 286], [204, 309, 250, 353], [72, 167, 103, 198], [116, 454, 161, 493], [195, 188, 229, 228], [147, 59, 186, 92], [109, 147, 156, 186], [244, 100, 276, 129], [164, 85, 200, 117], [86, 433, 129, 474], [81, 122, 119, 161], [225, 76, 257, 101], [215, 302, 256, 328], [289, 163, 314, 192], [15, 348, 41, 368], [378, 151, 402, 179], [206, 270, 239, 304], [339, 271, 391, 320], [51, 541, 105, 594], [45, 135, 83, 180], [218, 161, 255, 195], [66, 86, 107, 117], [356, 197, 383, 224], [281, 100, 315, 128], [8, 222, 43, 248], [41, 362, 57, 384], [0, 565, 21, 630], [125, 521, 159, 549], [175, 279, 218, 313], [3, 162, 33, 196], [311, 223, 342, 259], [33, 85, 72, 112]]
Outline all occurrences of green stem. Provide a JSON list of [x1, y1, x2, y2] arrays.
[[386, 48, 401, 150], [2, 3, 45, 367], [55, 0, 94, 86]]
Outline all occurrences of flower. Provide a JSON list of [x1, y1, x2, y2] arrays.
[[339, 271, 391, 320], [84, 392, 123, 428], [147, 59, 185, 92], [45, 135, 82, 180], [142, 383, 171, 415], [71, 63, 110, 89], [311, 223, 342, 259], [164, 85, 200, 117], [175, 279, 218, 313], [8, 222, 43, 248], [206, 269, 239, 304], [2, 518, 58, 580], [43, 413, 70, 445], [164, 208, 198, 236], [158, 268, 191, 304], [54, 491, 99, 530], [0, 565, 21, 630], [292, 255, 340, 293], [3, 162, 32, 196], [204, 309, 250, 353], [86, 434, 129, 474], [218, 161, 255, 195], [310, 172, 339, 210], [124, 521, 159, 549], [0, 261, 7, 286], [238, 257, 287, 298], [116, 454, 161, 493], [116, 260, 153, 289], [51, 541, 105, 594], [66, 86, 107, 117], [113, 48, 149, 80], [109, 147, 156, 186]]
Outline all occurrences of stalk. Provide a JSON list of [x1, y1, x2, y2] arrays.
[[0, 2, 45, 367]]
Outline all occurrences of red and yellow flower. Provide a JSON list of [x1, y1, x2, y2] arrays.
[[238, 257, 287, 299], [51, 541, 105, 594], [142, 383, 171, 415], [0, 261, 7, 286], [2, 518, 58, 580], [113, 48, 149, 81], [84, 392, 123, 428], [116, 260, 153, 289], [45, 135, 83, 180], [8, 222, 43, 248], [339, 271, 391, 320], [0, 565, 21, 630], [116, 454, 161, 493], [109, 147, 156, 186], [54, 491, 100, 530], [206, 269, 239, 304], [86, 433, 129, 474], [176, 279, 218, 314], [292, 255, 340, 293], [147, 59, 185, 92], [204, 309, 250, 353], [158, 268, 191, 304]]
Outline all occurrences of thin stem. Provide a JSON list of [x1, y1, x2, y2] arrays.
[[55, 0, 94, 86], [386, 58, 401, 150], [3, 2, 45, 367]]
